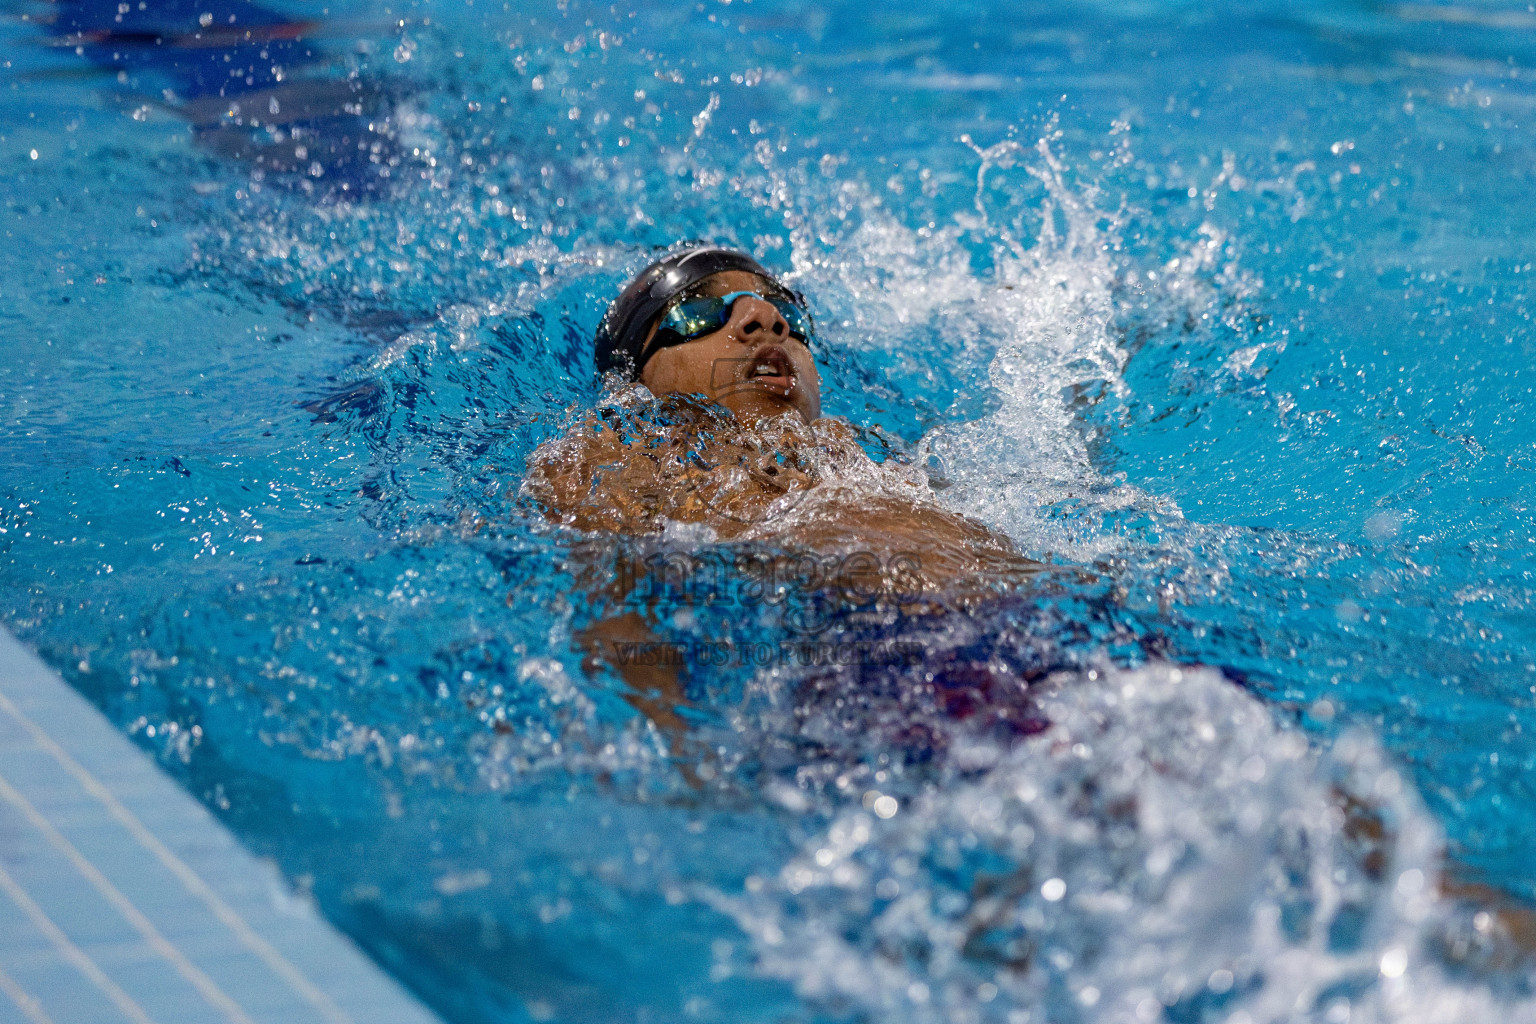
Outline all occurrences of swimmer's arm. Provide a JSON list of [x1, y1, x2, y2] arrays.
[[1440, 872, 1536, 958], [525, 422, 699, 762], [575, 611, 687, 734], [1341, 787, 1536, 958], [814, 420, 1050, 576], [575, 611, 702, 782]]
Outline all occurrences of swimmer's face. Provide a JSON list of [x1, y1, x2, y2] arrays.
[[639, 270, 821, 424]]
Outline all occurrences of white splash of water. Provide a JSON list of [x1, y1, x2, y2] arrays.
[[711, 662, 1536, 1024], [752, 132, 1178, 561], [912, 136, 1167, 560]]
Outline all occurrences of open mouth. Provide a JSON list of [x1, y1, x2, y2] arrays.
[[743, 345, 796, 396]]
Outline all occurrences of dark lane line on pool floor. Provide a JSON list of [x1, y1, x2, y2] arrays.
[[28, 0, 404, 198]]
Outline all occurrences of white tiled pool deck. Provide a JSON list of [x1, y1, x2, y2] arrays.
[[0, 628, 445, 1024]]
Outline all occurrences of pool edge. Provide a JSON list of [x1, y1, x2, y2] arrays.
[[0, 625, 447, 1024]]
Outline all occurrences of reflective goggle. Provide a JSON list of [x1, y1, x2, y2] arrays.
[[640, 289, 814, 367]]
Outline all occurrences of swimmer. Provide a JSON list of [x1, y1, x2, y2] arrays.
[[525, 244, 1043, 590], [524, 244, 1056, 760]]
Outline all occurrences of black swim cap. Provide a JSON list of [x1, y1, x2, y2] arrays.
[[594, 245, 781, 380]]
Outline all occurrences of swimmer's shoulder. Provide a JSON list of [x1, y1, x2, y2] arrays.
[[523, 391, 716, 532], [521, 406, 646, 529], [810, 414, 858, 439]]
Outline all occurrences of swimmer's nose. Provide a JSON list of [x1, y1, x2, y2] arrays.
[[726, 294, 789, 342]]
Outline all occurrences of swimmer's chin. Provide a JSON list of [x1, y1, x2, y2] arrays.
[[715, 389, 818, 425], [623, 382, 818, 425]]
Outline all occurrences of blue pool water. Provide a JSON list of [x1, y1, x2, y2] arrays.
[[3, 0, 1536, 1020]]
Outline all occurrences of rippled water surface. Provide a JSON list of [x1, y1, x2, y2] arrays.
[[3, 0, 1536, 1021]]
